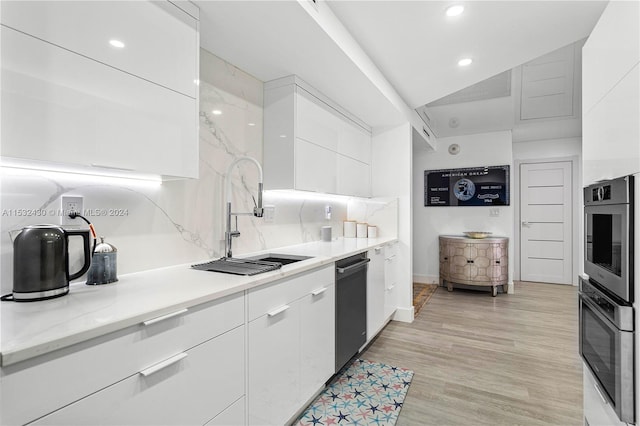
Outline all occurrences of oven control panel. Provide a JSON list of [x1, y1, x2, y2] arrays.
[[584, 175, 633, 205]]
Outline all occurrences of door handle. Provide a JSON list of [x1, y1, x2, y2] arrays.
[[143, 308, 188, 326], [267, 305, 290, 317], [522, 221, 530, 227], [311, 287, 328, 296], [140, 352, 188, 377]]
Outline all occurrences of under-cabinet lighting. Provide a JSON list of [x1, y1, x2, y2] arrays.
[[458, 58, 473, 67], [446, 5, 465, 17], [109, 39, 125, 49], [264, 190, 351, 204], [1, 159, 162, 187]]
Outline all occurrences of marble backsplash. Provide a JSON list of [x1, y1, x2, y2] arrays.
[[0, 49, 396, 294]]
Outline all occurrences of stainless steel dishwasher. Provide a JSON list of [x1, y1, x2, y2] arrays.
[[335, 252, 370, 373]]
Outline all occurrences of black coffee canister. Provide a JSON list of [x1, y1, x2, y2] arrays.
[[86, 236, 118, 285]]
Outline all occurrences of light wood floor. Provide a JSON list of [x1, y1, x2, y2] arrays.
[[361, 281, 583, 426]]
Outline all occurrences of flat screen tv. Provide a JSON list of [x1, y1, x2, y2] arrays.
[[424, 165, 510, 206]]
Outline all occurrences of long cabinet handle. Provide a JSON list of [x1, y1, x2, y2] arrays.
[[140, 352, 188, 377], [267, 305, 290, 317], [143, 308, 188, 326], [311, 287, 328, 296], [337, 258, 371, 274], [385, 255, 397, 261]]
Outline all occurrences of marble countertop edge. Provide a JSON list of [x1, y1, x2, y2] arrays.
[[1, 236, 397, 367]]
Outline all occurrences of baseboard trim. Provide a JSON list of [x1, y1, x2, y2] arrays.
[[413, 274, 438, 285], [392, 306, 414, 323]]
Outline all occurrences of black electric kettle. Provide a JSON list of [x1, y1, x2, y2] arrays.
[[3, 225, 92, 302]]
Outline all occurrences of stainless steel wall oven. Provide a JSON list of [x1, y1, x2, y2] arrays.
[[584, 176, 634, 303], [581, 175, 635, 424]]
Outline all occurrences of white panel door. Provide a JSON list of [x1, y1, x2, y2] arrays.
[[520, 161, 572, 284], [366, 247, 385, 340]]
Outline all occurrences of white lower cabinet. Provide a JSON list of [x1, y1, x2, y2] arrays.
[[0, 293, 245, 426], [247, 265, 335, 426], [34, 326, 245, 425], [367, 243, 399, 341], [384, 242, 399, 319], [367, 246, 386, 340], [205, 397, 246, 426]]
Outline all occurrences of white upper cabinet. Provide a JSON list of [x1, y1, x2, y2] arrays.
[[264, 76, 372, 197], [1, 1, 198, 98], [0, 1, 199, 179]]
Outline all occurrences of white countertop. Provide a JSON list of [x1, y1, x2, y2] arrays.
[[0, 237, 396, 367]]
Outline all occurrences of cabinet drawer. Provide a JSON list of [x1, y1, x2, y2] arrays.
[[0, 293, 244, 426], [1, 0, 198, 98], [1, 26, 198, 178], [205, 396, 245, 426], [247, 265, 334, 321], [33, 326, 245, 426]]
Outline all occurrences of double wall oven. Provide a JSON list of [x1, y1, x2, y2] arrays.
[[581, 175, 635, 424]]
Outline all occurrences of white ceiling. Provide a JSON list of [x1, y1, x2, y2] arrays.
[[195, 0, 607, 131]]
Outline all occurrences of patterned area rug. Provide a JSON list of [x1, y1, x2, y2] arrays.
[[413, 283, 438, 316], [295, 359, 414, 426]]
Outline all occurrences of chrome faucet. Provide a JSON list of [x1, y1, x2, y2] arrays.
[[224, 156, 264, 258]]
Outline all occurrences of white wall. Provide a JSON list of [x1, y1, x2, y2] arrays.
[[512, 137, 582, 284], [413, 131, 514, 292], [372, 123, 413, 322]]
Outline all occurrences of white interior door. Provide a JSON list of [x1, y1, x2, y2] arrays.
[[520, 161, 573, 284]]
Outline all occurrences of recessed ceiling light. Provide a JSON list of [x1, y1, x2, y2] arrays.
[[446, 5, 465, 17], [248, 122, 256, 127], [212, 110, 222, 115], [109, 39, 125, 48], [458, 58, 473, 67]]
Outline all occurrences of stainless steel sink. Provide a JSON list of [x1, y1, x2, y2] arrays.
[[246, 253, 312, 265], [191, 254, 311, 276]]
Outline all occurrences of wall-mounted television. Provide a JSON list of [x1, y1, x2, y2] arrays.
[[424, 165, 510, 206]]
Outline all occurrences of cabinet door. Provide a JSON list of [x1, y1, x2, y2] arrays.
[[1, 26, 197, 178], [296, 89, 339, 151], [384, 243, 399, 318], [33, 326, 245, 426], [295, 139, 337, 193], [337, 154, 371, 197], [1, 1, 198, 98], [449, 242, 470, 281], [338, 119, 371, 164], [205, 397, 245, 426], [300, 284, 335, 403], [248, 303, 300, 426], [367, 247, 386, 340]]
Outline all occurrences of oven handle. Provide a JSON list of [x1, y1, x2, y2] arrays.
[[579, 292, 619, 332], [593, 382, 609, 405]]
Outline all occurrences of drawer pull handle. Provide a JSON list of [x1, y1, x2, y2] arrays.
[[495, 261, 501, 264], [140, 352, 188, 377], [443, 257, 449, 260], [311, 287, 328, 296], [375, 247, 382, 253], [386, 284, 395, 291], [267, 305, 290, 317], [143, 308, 188, 326], [467, 260, 474, 264], [385, 255, 397, 261]]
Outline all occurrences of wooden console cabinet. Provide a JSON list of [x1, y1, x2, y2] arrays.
[[439, 235, 509, 297]]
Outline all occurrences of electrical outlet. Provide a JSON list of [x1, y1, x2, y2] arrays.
[[325, 205, 332, 220], [490, 208, 500, 217], [263, 205, 275, 223], [61, 196, 84, 225]]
